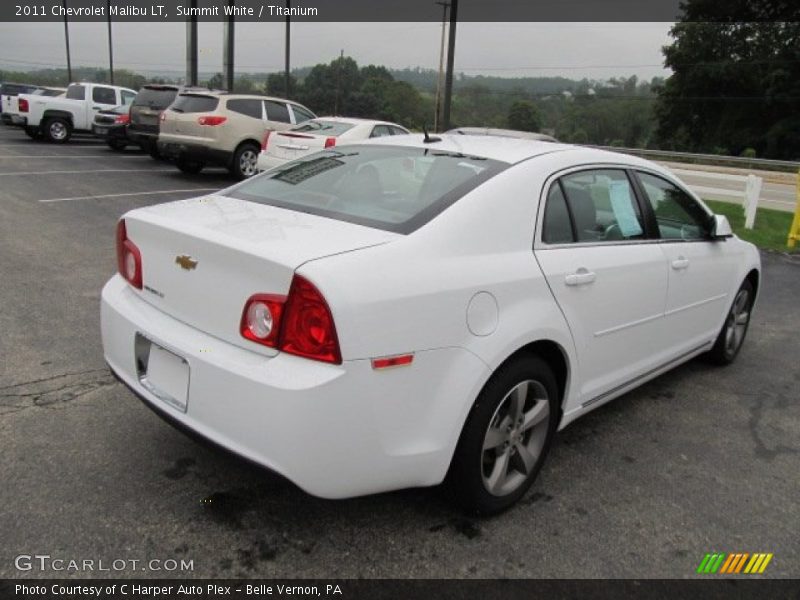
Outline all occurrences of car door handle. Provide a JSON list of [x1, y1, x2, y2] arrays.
[[671, 257, 690, 270], [565, 268, 596, 286]]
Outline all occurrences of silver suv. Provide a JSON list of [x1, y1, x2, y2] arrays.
[[158, 91, 317, 179]]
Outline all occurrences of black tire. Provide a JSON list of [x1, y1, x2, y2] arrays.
[[705, 279, 754, 365], [147, 144, 162, 160], [447, 354, 559, 515], [230, 142, 260, 180], [107, 139, 127, 151], [43, 117, 71, 143], [176, 157, 204, 174], [24, 126, 41, 140]]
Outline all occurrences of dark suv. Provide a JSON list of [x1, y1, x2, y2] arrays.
[[128, 85, 205, 158]]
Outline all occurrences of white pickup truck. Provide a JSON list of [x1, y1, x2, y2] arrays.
[[18, 82, 137, 142]]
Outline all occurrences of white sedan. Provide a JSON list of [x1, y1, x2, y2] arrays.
[[256, 117, 409, 172], [101, 135, 760, 514]]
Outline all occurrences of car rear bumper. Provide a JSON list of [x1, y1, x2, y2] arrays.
[[93, 123, 127, 141], [157, 139, 231, 166], [127, 128, 158, 147], [101, 275, 488, 499]]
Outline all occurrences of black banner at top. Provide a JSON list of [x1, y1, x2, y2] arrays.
[[3, 0, 800, 22]]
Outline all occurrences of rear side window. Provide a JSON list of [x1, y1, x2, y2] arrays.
[[227, 98, 263, 119], [92, 87, 117, 105], [133, 87, 178, 109], [390, 126, 409, 135], [542, 184, 574, 244], [170, 94, 219, 113], [543, 169, 645, 244], [66, 85, 86, 100], [290, 120, 355, 136], [370, 125, 393, 138], [227, 145, 507, 234], [264, 100, 291, 123]]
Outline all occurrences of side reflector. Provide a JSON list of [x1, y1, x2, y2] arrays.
[[371, 354, 414, 370]]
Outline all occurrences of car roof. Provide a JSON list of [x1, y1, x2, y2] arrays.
[[446, 127, 558, 142], [358, 133, 660, 168]]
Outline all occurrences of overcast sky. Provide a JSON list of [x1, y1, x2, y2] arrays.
[[0, 22, 673, 81]]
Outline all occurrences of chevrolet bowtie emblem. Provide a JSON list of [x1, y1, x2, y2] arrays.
[[175, 255, 198, 270]]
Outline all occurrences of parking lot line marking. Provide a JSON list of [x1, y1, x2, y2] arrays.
[[0, 168, 174, 177], [39, 188, 220, 203]]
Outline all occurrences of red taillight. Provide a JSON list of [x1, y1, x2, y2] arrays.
[[115, 220, 142, 289], [239, 275, 341, 364], [115, 114, 130, 124], [240, 294, 285, 348], [18, 98, 28, 113], [324, 137, 336, 149], [261, 130, 271, 151], [197, 115, 227, 126]]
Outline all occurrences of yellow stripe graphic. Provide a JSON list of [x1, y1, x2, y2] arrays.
[[744, 554, 760, 574], [758, 554, 773, 573]]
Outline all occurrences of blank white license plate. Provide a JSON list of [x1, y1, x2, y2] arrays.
[[143, 343, 190, 413]]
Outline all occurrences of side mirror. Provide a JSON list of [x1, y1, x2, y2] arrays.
[[710, 214, 734, 240]]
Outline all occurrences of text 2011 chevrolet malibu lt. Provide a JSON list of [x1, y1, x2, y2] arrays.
[[101, 135, 760, 513]]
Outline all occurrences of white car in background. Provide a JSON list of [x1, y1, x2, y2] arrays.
[[101, 135, 760, 514], [257, 117, 409, 172]]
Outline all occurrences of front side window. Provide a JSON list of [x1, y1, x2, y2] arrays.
[[555, 169, 645, 243], [637, 171, 711, 240], [227, 145, 506, 234], [92, 86, 117, 105], [290, 104, 315, 123]]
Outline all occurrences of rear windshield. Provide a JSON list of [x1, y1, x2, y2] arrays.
[[1, 83, 37, 96], [170, 94, 219, 113], [226, 145, 507, 234], [133, 87, 179, 109], [290, 120, 356, 137]]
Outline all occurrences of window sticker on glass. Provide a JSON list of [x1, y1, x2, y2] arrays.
[[608, 181, 643, 237]]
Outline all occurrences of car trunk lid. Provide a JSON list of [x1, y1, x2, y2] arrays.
[[122, 194, 398, 355]]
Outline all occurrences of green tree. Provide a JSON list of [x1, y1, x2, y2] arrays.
[[206, 72, 224, 91], [655, 2, 800, 159], [507, 100, 541, 132]]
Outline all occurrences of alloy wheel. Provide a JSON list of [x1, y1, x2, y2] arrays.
[[481, 380, 550, 496], [724, 288, 750, 357]]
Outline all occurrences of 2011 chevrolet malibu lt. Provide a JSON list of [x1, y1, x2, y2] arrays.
[[101, 135, 760, 513]]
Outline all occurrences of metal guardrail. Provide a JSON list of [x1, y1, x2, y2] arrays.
[[591, 146, 800, 173]]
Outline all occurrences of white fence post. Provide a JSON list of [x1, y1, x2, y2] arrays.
[[744, 174, 763, 230]]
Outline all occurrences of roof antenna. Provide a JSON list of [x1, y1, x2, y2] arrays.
[[423, 125, 441, 144]]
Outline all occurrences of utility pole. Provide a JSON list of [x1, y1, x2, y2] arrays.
[[334, 49, 343, 115], [223, 0, 235, 91], [107, 0, 114, 84], [441, 0, 458, 131], [185, 0, 198, 86], [62, 0, 72, 83], [434, 1, 449, 132], [284, 0, 291, 97]]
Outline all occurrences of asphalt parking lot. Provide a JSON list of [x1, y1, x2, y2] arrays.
[[1, 125, 798, 579]]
